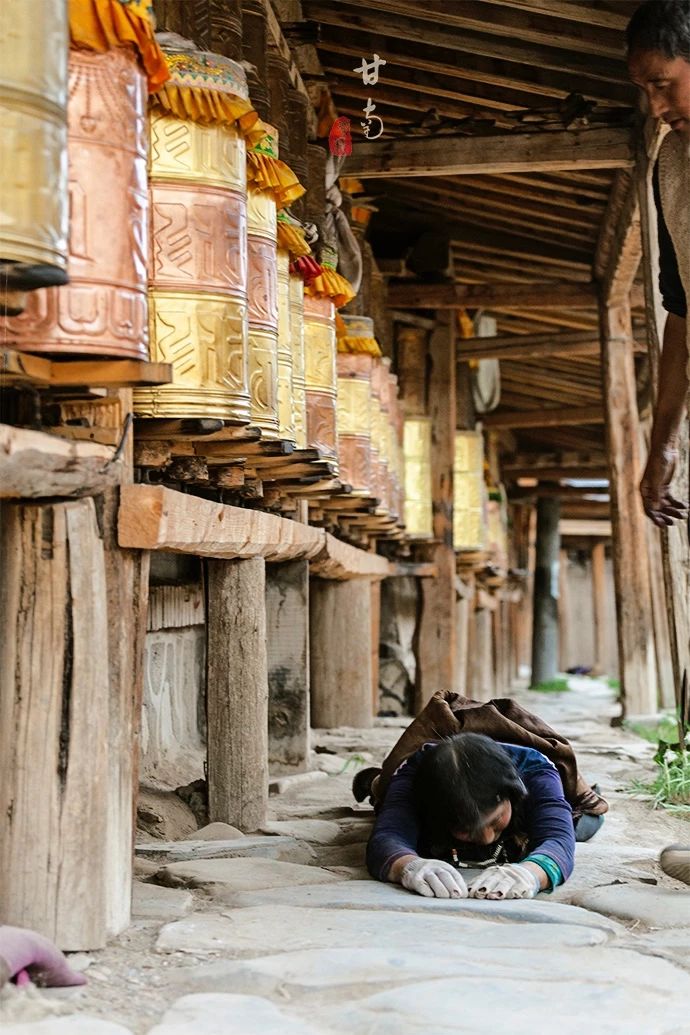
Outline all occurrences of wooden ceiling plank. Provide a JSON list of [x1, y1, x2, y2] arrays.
[[477, 0, 631, 32], [457, 329, 601, 361], [483, 405, 603, 429], [386, 280, 597, 310], [343, 127, 634, 179]]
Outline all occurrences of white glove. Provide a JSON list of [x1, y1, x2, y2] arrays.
[[400, 858, 468, 899], [469, 863, 540, 900]]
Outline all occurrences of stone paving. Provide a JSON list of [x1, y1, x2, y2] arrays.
[[5, 678, 690, 1034]]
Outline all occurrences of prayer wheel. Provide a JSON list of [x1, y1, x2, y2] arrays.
[[403, 417, 433, 538], [370, 357, 389, 512], [0, 0, 68, 294], [388, 372, 404, 521], [289, 274, 307, 449], [337, 353, 373, 496], [303, 295, 338, 463], [247, 172, 279, 438], [276, 248, 295, 442], [454, 430, 487, 551], [6, 47, 148, 356], [135, 48, 252, 419]]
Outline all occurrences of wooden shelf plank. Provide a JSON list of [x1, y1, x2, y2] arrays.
[[118, 485, 393, 578], [0, 423, 120, 499], [1, 349, 172, 388]]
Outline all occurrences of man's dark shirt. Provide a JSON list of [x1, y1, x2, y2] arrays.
[[653, 161, 687, 318]]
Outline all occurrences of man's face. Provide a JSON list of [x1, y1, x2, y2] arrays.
[[629, 49, 690, 136]]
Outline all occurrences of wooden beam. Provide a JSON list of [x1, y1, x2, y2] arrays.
[[594, 170, 642, 306], [344, 128, 633, 180], [483, 405, 603, 430], [506, 466, 609, 481], [479, 0, 629, 32], [0, 423, 121, 499], [559, 519, 612, 537], [388, 281, 598, 311], [118, 485, 391, 578], [1, 348, 172, 388], [458, 330, 602, 362]]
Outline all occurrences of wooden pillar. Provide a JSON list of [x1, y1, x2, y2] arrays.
[[530, 496, 560, 687], [600, 300, 657, 715], [469, 598, 494, 702], [638, 152, 690, 699], [310, 577, 374, 728], [417, 315, 457, 709], [0, 499, 110, 950], [591, 541, 608, 677], [558, 548, 570, 672], [371, 579, 381, 713], [266, 560, 310, 774], [206, 556, 269, 831], [454, 574, 473, 693]]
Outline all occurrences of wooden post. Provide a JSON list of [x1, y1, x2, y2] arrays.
[[599, 299, 657, 715], [591, 541, 608, 677], [0, 499, 110, 950], [417, 314, 457, 709], [638, 147, 690, 699], [266, 560, 310, 773], [469, 598, 494, 702], [310, 577, 373, 728], [530, 496, 561, 687], [371, 579, 381, 713], [558, 548, 570, 673], [206, 556, 269, 830], [454, 574, 473, 693]]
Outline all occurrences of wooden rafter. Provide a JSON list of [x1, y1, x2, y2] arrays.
[[386, 281, 597, 309]]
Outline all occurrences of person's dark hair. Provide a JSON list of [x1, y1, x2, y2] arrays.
[[626, 1, 690, 61], [412, 733, 527, 845]]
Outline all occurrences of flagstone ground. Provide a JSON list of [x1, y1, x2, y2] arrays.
[[4, 678, 690, 1035]]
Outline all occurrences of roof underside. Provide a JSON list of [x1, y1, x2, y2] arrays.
[[302, 0, 647, 499]]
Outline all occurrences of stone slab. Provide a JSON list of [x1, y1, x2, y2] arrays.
[[146, 994, 322, 1035], [163, 944, 690, 1002], [132, 881, 194, 920], [220, 880, 622, 932], [136, 836, 313, 865], [156, 905, 610, 956], [571, 883, 690, 928], [153, 857, 340, 895], [193, 823, 245, 841], [2, 1021, 133, 1035], [259, 819, 342, 844], [268, 772, 328, 795]]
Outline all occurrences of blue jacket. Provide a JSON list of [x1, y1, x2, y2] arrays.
[[366, 742, 576, 887]]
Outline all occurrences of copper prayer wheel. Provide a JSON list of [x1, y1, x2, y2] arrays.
[[289, 274, 307, 449], [5, 47, 148, 356], [337, 353, 373, 496], [135, 92, 250, 419], [387, 371, 403, 521], [303, 295, 338, 464], [247, 185, 279, 437], [276, 249, 295, 442], [370, 357, 388, 512], [404, 417, 433, 538], [0, 0, 68, 292]]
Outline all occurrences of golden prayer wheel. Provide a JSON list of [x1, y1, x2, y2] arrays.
[[0, 0, 68, 292], [135, 47, 252, 419], [387, 371, 402, 521], [454, 430, 487, 551], [403, 417, 433, 538], [276, 248, 295, 442], [370, 357, 389, 512], [247, 185, 279, 437], [303, 295, 338, 464], [6, 47, 148, 356], [289, 274, 307, 449], [337, 353, 373, 496]]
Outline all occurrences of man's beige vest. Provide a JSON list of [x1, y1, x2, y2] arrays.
[[657, 131, 690, 380]]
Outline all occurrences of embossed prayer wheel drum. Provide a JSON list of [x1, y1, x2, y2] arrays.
[[370, 357, 388, 512], [303, 295, 338, 464], [247, 182, 279, 437], [6, 47, 148, 356], [404, 417, 433, 538], [388, 372, 403, 521], [337, 352, 373, 496], [0, 0, 68, 293], [134, 49, 251, 419], [241, 0, 270, 121], [276, 249, 295, 442], [289, 274, 307, 449]]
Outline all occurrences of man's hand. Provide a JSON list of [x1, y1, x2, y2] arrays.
[[0, 926, 87, 988], [400, 858, 468, 899], [640, 444, 687, 527], [469, 863, 540, 900]]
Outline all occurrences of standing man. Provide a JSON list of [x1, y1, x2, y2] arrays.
[[627, 0, 690, 882]]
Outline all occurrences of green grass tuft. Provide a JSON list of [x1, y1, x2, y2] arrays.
[[531, 677, 570, 694]]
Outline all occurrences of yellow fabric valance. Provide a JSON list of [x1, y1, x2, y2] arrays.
[[337, 335, 381, 357], [69, 0, 169, 91], [276, 216, 311, 259], [305, 263, 356, 309]]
